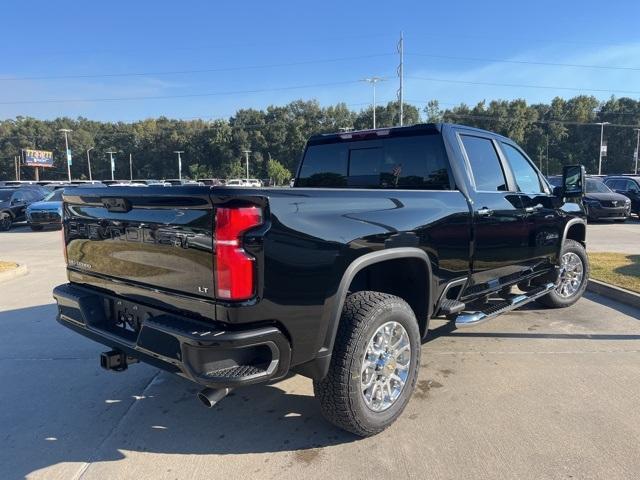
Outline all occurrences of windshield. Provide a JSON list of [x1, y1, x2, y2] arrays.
[[0, 190, 13, 201], [44, 190, 64, 201], [586, 179, 612, 193]]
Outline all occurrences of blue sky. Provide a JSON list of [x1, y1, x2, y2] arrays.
[[1, 0, 639, 121]]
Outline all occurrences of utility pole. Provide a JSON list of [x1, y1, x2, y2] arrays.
[[396, 32, 404, 126], [106, 151, 116, 181], [243, 149, 251, 181], [59, 128, 72, 181], [596, 122, 610, 175], [86, 147, 94, 181], [634, 128, 640, 175], [362, 77, 385, 129], [173, 151, 184, 180], [14, 156, 19, 181], [546, 135, 550, 176], [129, 153, 133, 181]]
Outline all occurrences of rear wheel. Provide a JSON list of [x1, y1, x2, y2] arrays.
[[0, 213, 12, 231], [313, 291, 420, 437], [536, 239, 589, 308]]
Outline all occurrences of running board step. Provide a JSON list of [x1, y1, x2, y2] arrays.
[[454, 282, 556, 328], [439, 299, 466, 316]]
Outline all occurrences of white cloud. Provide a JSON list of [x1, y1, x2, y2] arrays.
[[405, 42, 640, 107]]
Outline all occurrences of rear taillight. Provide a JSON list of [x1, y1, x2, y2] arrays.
[[214, 206, 262, 300]]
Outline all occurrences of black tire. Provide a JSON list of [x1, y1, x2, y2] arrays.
[[0, 213, 12, 231], [536, 239, 589, 308], [29, 224, 44, 231], [313, 291, 421, 437]]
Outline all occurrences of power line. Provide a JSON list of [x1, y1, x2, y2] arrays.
[[0, 53, 395, 82], [443, 112, 640, 128], [1, 32, 397, 57], [408, 52, 640, 72], [407, 76, 640, 96], [0, 78, 381, 105]]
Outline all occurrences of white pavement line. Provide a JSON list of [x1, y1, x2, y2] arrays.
[[431, 350, 640, 355], [71, 370, 161, 480], [0, 357, 95, 361]]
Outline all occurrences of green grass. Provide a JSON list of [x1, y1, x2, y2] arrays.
[[589, 253, 640, 293]]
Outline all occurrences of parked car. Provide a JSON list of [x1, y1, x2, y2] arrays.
[[225, 178, 249, 186], [0, 185, 48, 231], [26, 189, 65, 230], [603, 175, 640, 216], [198, 178, 225, 186], [27, 184, 106, 230], [54, 123, 589, 436], [548, 176, 630, 222]]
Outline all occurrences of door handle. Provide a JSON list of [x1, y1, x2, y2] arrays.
[[477, 207, 493, 217], [524, 204, 543, 213]]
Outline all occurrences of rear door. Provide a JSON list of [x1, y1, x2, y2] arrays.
[[456, 131, 531, 292], [63, 186, 215, 300]]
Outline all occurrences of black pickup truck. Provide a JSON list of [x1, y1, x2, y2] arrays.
[[54, 123, 588, 436]]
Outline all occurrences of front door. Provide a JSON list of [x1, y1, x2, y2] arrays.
[[498, 140, 562, 270]]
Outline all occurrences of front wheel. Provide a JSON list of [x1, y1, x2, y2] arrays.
[[313, 291, 421, 437], [0, 213, 12, 231], [536, 239, 589, 308]]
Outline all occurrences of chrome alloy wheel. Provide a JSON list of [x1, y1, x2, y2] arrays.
[[556, 252, 584, 298], [360, 321, 411, 412]]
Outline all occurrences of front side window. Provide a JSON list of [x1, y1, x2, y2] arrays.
[[460, 135, 507, 191], [627, 180, 640, 193], [500, 143, 543, 194]]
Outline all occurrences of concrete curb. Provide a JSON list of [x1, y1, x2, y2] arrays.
[[0, 264, 28, 283], [587, 279, 640, 310]]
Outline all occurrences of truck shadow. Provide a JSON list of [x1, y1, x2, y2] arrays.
[[0, 304, 357, 479]]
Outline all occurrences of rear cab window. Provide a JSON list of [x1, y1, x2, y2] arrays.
[[459, 134, 508, 192], [296, 131, 451, 190]]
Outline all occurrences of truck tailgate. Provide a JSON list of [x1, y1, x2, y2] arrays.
[[62, 186, 215, 300]]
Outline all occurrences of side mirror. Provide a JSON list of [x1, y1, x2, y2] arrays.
[[561, 165, 585, 197]]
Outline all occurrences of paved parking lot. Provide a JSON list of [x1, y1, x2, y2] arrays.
[[587, 216, 638, 254], [1, 224, 640, 480]]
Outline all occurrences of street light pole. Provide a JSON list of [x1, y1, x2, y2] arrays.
[[129, 153, 133, 181], [106, 151, 116, 181], [362, 77, 385, 129], [596, 122, 610, 175], [59, 129, 72, 181], [173, 151, 184, 180], [243, 149, 251, 181], [86, 147, 94, 181], [634, 128, 640, 175]]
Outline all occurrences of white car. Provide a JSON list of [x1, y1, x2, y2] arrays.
[[226, 179, 248, 187]]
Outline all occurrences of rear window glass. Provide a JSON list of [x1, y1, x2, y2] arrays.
[[460, 135, 507, 191], [297, 134, 451, 189]]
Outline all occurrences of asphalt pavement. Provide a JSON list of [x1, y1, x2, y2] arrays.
[[587, 216, 638, 254], [1, 224, 640, 480]]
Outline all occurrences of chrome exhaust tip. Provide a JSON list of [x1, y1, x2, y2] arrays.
[[197, 387, 233, 408]]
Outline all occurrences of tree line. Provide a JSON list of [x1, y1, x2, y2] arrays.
[[1, 95, 639, 182]]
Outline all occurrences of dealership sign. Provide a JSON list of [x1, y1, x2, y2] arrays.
[[23, 149, 54, 168]]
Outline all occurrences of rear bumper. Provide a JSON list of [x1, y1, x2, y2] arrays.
[[53, 283, 291, 388]]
